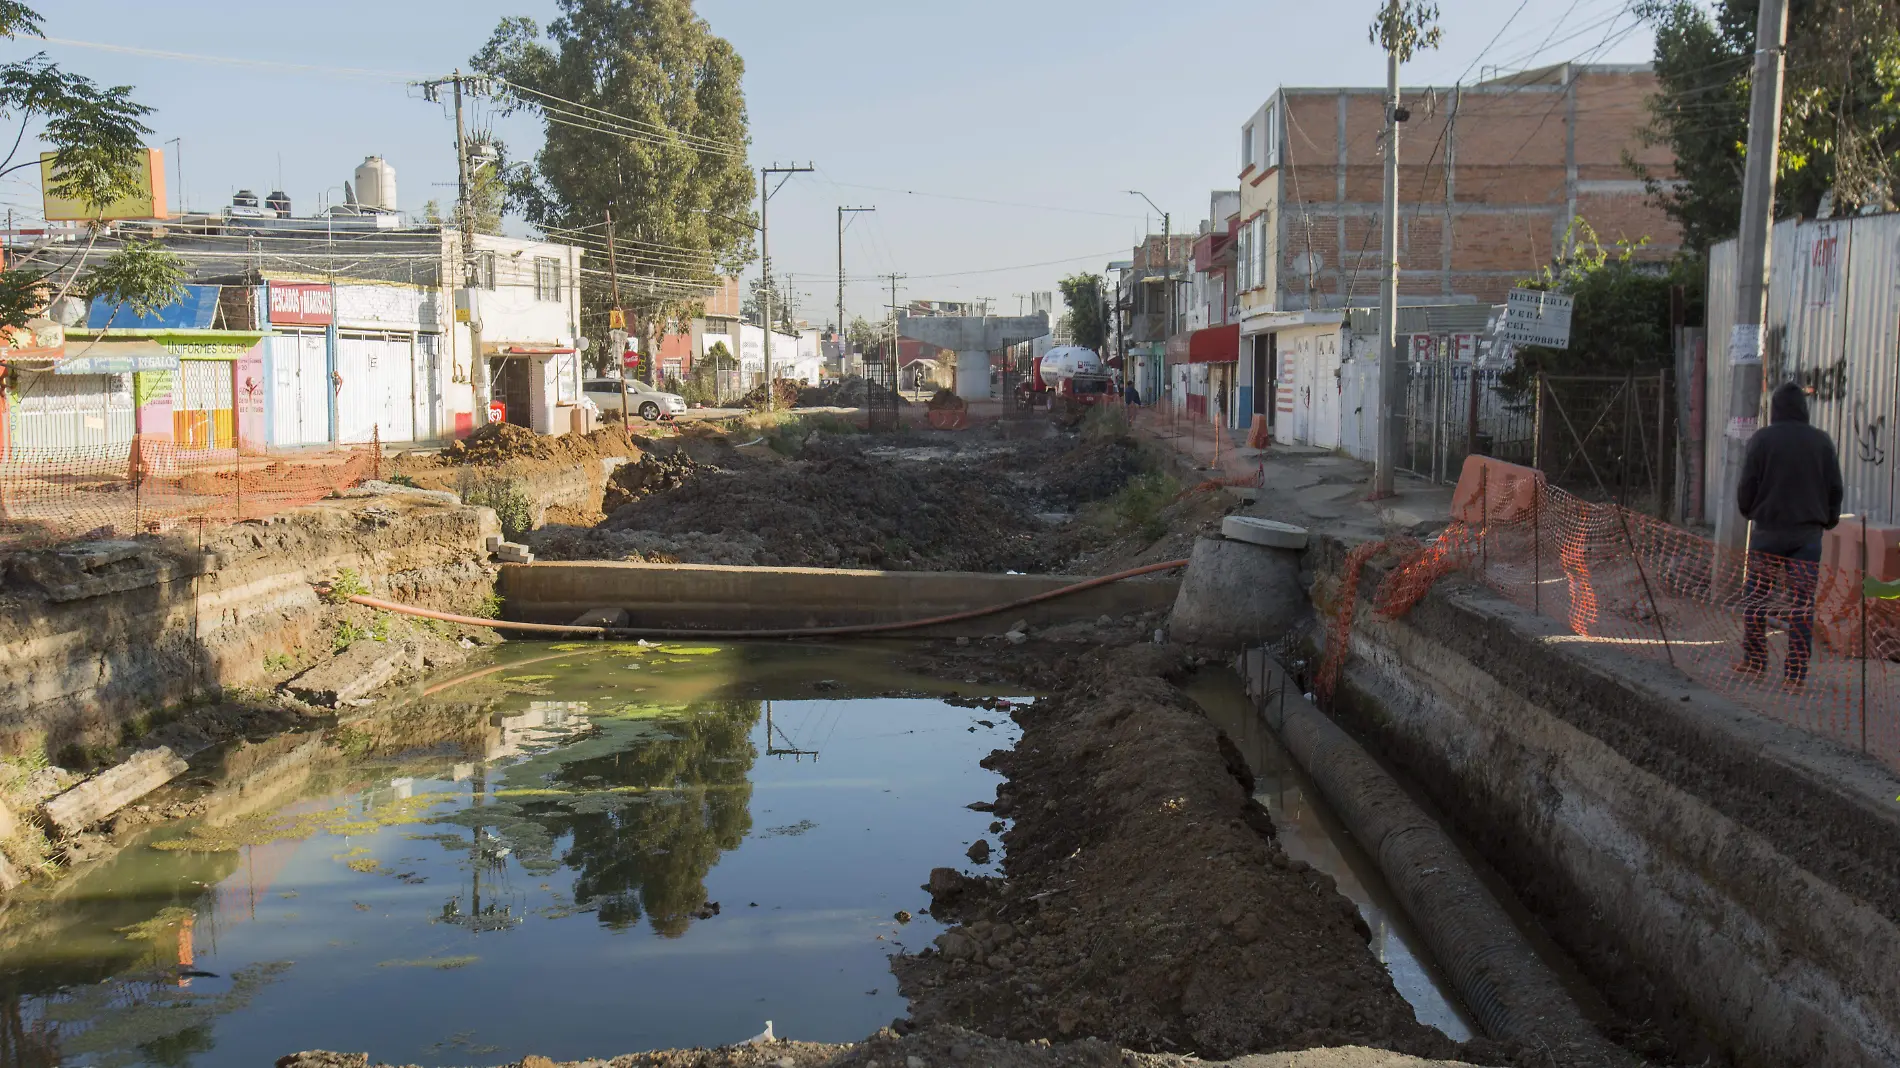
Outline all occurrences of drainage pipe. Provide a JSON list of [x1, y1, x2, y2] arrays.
[[1245, 650, 1637, 1065], [322, 558, 1188, 641]]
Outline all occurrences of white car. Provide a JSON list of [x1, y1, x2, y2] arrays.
[[583, 377, 686, 421]]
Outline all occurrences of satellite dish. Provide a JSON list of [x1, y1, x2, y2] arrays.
[[576, 336, 592, 352]]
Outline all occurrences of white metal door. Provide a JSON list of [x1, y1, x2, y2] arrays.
[[1312, 331, 1341, 449], [414, 334, 442, 441], [377, 335, 416, 443], [335, 333, 377, 444], [1290, 334, 1313, 444], [269, 333, 331, 446]]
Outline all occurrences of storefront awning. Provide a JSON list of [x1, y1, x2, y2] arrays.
[[53, 340, 179, 375], [1187, 324, 1240, 363]]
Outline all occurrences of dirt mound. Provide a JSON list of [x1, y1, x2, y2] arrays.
[[601, 451, 1070, 572], [600, 448, 702, 513], [798, 375, 910, 408], [739, 380, 802, 411], [927, 389, 967, 411], [1014, 436, 1145, 507], [435, 423, 632, 468], [893, 666, 1509, 1064]]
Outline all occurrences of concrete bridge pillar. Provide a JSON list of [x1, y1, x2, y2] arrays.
[[956, 351, 991, 399], [897, 311, 1052, 401]]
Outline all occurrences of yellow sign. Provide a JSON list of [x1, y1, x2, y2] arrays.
[[40, 148, 169, 221], [608, 308, 626, 330]]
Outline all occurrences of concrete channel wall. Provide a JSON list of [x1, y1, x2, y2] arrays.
[[499, 561, 1181, 635], [0, 493, 499, 757], [1313, 539, 1900, 1068]]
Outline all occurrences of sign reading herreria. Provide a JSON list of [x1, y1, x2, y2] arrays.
[[1500, 288, 1574, 350]]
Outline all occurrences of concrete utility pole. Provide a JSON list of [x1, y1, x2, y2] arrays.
[[1375, 5, 1404, 499], [606, 208, 631, 423], [838, 205, 874, 343], [1715, 0, 1791, 549], [450, 71, 488, 427], [885, 273, 906, 390], [1128, 191, 1171, 402], [760, 163, 813, 410]]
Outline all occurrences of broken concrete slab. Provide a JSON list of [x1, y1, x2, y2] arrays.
[[42, 746, 189, 837], [284, 641, 423, 707], [1168, 536, 1307, 650], [1222, 516, 1310, 550]]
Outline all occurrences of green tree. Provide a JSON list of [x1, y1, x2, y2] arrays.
[[76, 238, 185, 317], [421, 146, 510, 234], [0, 2, 179, 331], [845, 314, 882, 356], [1057, 273, 1107, 353], [1634, 0, 1900, 251], [472, 0, 754, 366], [1368, 0, 1443, 61]]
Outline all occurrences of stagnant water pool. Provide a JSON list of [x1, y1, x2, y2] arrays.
[[0, 642, 1026, 1067]]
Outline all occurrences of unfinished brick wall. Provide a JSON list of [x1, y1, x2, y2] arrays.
[[1268, 66, 1680, 310]]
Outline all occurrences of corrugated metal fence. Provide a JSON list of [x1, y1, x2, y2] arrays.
[[1706, 213, 1900, 526]]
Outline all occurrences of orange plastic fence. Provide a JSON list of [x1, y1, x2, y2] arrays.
[[1321, 456, 1900, 774], [0, 436, 379, 549]]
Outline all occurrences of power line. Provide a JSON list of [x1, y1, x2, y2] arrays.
[[39, 35, 425, 81]]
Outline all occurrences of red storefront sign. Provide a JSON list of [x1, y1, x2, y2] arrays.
[[269, 282, 334, 325]]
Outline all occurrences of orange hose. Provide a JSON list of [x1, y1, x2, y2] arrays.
[[328, 558, 1189, 641]]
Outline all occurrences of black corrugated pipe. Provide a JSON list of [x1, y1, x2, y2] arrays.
[[1245, 649, 1638, 1065]]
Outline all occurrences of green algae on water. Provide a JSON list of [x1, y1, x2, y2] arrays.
[[152, 793, 456, 853]]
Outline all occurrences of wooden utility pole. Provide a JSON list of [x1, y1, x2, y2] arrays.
[[1375, 0, 1404, 498], [1715, 0, 1791, 549]]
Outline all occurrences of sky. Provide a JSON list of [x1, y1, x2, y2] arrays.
[[18, 0, 1655, 328]]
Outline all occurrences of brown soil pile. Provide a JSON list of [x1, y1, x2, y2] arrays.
[[1010, 435, 1145, 508], [739, 380, 803, 411], [894, 655, 1505, 1063], [927, 389, 967, 411], [596, 450, 1070, 572], [600, 448, 702, 513], [435, 422, 634, 468], [798, 375, 910, 409]]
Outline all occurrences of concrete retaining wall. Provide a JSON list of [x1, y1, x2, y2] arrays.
[[499, 561, 1180, 635], [1315, 540, 1900, 1067], [0, 493, 499, 757]]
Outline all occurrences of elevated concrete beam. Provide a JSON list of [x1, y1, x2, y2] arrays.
[[899, 313, 1050, 400], [497, 561, 1177, 636]]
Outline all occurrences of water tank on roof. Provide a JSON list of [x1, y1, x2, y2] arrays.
[[232, 189, 259, 208], [353, 156, 397, 212], [265, 190, 291, 215]]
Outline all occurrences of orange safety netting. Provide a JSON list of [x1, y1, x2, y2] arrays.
[[0, 436, 379, 549], [1318, 459, 1900, 774]]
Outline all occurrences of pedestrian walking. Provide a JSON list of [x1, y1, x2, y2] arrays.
[[1735, 382, 1844, 687]]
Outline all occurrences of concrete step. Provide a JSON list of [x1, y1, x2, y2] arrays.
[[42, 747, 190, 837]]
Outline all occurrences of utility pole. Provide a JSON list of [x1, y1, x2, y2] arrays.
[[885, 272, 906, 392], [760, 162, 814, 411], [1374, 1, 1405, 499], [1128, 191, 1171, 406], [838, 205, 874, 345], [606, 209, 631, 425], [419, 71, 487, 426], [1715, 0, 1791, 550]]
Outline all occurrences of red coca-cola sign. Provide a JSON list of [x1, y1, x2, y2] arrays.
[[269, 282, 333, 325]]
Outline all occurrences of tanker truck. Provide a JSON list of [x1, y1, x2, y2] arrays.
[[1019, 346, 1118, 427]]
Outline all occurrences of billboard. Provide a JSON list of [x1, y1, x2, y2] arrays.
[[40, 147, 169, 222]]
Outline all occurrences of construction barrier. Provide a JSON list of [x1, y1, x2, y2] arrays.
[[0, 436, 380, 549], [1321, 457, 1900, 775]]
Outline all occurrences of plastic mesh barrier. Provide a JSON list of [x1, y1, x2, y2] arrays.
[[1319, 464, 1900, 774], [0, 437, 379, 549]]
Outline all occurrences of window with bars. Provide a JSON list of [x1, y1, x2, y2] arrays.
[[534, 257, 563, 302], [476, 251, 497, 291]]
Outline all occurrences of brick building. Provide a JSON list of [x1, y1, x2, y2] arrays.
[[1225, 61, 1679, 432]]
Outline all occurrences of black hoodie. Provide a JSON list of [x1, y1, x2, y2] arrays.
[[1737, 382, 1844, 553]]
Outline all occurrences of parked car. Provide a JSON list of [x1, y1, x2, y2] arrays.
[[583, 378, 686, 421]]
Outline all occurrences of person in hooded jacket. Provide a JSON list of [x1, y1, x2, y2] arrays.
[[1735, 381, 1845, 686]]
